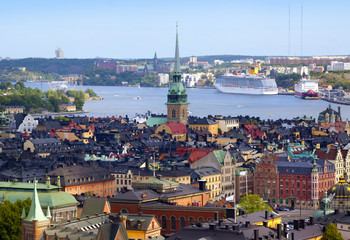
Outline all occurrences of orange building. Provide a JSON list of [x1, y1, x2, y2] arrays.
[[47, 163, 116, 198]]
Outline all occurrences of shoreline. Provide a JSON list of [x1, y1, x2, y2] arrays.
[[31, 110, 89, 117]]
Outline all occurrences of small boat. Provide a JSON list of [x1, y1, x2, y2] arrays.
[[134, 96, 141, 100], [114, 94, 119, 96]]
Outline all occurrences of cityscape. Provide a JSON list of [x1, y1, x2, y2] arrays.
[[1, 1, 350, 240]]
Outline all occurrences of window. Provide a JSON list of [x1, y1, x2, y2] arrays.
[[171, 216, 176, 230], [172, 109, 176, 118], [180, 217, 186, 229], [161, 216, 167, 229], [182, 109, 185, 118]]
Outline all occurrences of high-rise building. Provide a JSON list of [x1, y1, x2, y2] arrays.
[[55, 48, 64, 58], [166, 24, 188, 125]]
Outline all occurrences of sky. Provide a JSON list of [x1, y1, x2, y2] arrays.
[[0, 0, 349, 59]]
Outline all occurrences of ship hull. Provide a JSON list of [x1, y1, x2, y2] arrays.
[[214, 83, 278, 95], [213, 75, 278, 95], [294, 91, 319, 99]]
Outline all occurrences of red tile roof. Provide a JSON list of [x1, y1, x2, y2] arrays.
[[188, 149, 214, 164], [165, 122, 187, 134]]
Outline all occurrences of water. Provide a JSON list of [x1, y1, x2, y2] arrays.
[[24, 82, 350, 120]]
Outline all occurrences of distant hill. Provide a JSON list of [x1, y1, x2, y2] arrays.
[[0, 55, 268, 76], [0, 58, 96, 75]]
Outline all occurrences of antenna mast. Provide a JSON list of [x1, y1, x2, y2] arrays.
[[301, 0, 303, 57], [288, 0, 291, 56]]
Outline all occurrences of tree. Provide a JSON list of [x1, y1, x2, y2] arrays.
[[14, 81, 25, 91], [238, 194, 272, 214], [321, 223, 344, 240], [85, 88, 97, 98], [0, 198, 31, 240]]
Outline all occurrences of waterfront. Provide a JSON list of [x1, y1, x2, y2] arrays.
[[24, 82, 350, 120]]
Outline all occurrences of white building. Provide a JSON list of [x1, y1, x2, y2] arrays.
[[214, 60, 225, 65], [182, 73, 204, 87], [17, 115, 38, 134], [55, 48, 64, 59], [328, 61, 350, 71], [158, 73, 169, 86]]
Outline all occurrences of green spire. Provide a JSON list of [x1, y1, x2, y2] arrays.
[[46, 206, 51, 218], [154, 52, 157, 59], [25, 177, 48, 222], [173, 22, 181, 78], [21, 206, 26, 219]]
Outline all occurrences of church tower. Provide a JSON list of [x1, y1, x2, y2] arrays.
[[153, 52, 158, 71], [22, 178, 50, 240], [166, 23, 188, 124]]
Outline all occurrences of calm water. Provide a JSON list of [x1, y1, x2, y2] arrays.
[[24, 82, 350, 120]]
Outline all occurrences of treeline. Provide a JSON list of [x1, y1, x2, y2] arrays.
[[0, 58, 96, 75], [83, 68, 158, 87], [0, 198, 31, 240], [275, 73, 302, 89], [0, 81, 85, 112], [0, 68, 59, 81]]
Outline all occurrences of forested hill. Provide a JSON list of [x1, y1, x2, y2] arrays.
[[0, 55, 267, 76], [0, 58, 96, 75]]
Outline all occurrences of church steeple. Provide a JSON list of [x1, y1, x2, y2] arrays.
[[174, 22, 181, 78], [25, 177, 47, 222], [22, 177, 51, 240], [166, 22, 188, 124]]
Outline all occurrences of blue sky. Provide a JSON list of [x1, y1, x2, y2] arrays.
[[0, 0, 349, 59]]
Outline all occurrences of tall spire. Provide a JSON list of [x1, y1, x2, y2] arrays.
[[25, 177, 47, 222], [174, 21, 181, 77]]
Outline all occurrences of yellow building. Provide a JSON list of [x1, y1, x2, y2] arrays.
[[189, 117, 219, 136], [154, 122, 187, 141], [5, 106, 25, 114], [194, 167, 222, 201], [108, 213, 162, 240], [58, 103, 76, 112], [237, 210, 281, 229]]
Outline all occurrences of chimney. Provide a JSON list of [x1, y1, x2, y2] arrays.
[[262, 221, 268, 227], [277, 224, 281, 239], [309, 216, 314, 225], [245, 220, 250, 228], [209, 223, 216, 231], [198, 180, 207, 191], [299, 219, 305, 229], [254, 229, 259, 240], [291, 232, 295, 240], [265, 210, 268, 219], [218, 218, 223, 226], [293, 220, 299, 230]]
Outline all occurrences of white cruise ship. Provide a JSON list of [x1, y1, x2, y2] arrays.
[[213, 74, 278, 95], [294, 76, 319, 99]]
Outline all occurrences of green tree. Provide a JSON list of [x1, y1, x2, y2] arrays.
[[321, 223, 344, 240], [238, 194, 272, 214], [14, 81, 25, 91], [85, 88, 97, 98], [0, 198, 31, 240]]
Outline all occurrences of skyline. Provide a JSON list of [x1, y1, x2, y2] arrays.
[[0, 0, 349, 59]]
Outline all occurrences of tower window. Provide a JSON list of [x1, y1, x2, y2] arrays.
[[172, 109, 176, 118], [182, 109, 185, 118]]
